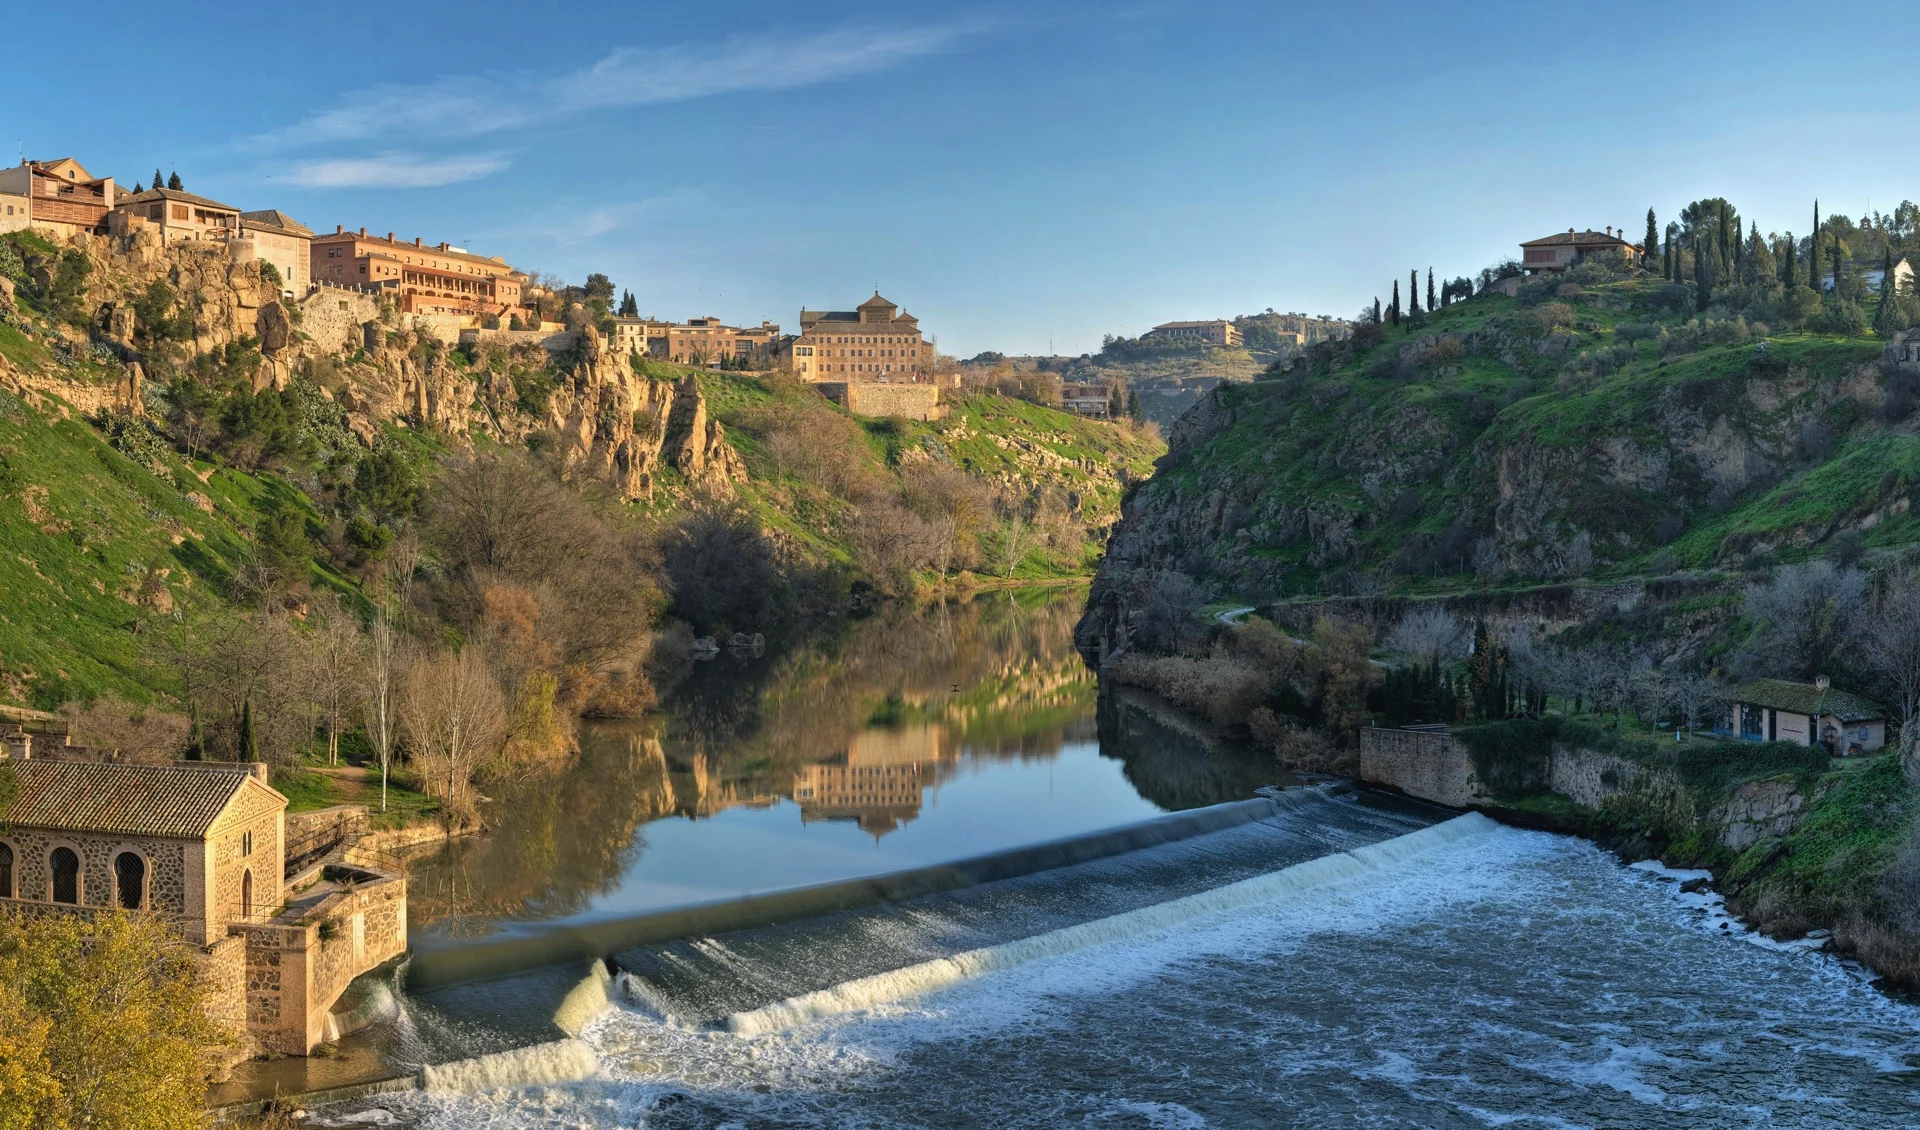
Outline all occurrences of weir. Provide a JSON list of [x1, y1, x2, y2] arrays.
[[403, 794, 1295, 991]]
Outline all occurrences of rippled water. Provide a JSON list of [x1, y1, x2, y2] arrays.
[[316, 814, 1920, 1129]]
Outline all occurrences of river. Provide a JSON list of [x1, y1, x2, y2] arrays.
[[252, 590, 1920, 1127]]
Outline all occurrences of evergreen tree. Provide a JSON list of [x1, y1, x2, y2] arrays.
[[167, 171, 182, 190], [1408, 270, 1420, 316], [1813, 200, 1822, 291], [1390, 280, 1401, 326], [1373, 297, 1382, 324], [1782, 232, 1797, 289], [1663, 230, 1673, 280], [618, 289, 638, 317], [1426, 268, 1436, 313], [238, 698, 257, 762], [151, 169, 163, 190], [1695, 242, 1711, 311], [1644, 208, 1660, 263]]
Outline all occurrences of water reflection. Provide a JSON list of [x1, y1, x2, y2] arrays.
[[404, 589, 1286, 942]]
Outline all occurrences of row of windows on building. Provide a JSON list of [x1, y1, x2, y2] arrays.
[[0, 841, 152, 910], [818, 335, 917, 345]]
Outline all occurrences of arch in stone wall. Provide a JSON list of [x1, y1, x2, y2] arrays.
[[0, 840, 12, 898], [49, 846, 80, 904], [114, 851, 147, 910]]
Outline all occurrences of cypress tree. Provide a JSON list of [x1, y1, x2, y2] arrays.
[[150, 169, 163, 190], [167, 171, 182, 190], [1695, 243, 1711, 311], [1783, 233, 1797, 289], [1427, 268, 1436, 313], [1373, 297, 1382, 324], [238, 698, 257, 762], [1390, 280, 1401, 326], [1644, 209, 1660, 265], [1409, 270, 1421, 316], [1813, 200, 1822, 291]]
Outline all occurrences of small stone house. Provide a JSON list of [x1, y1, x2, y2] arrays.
[[1714, 677, 1887, 756], [238, 209, 314, 297], [0, 759, 406, 1057]]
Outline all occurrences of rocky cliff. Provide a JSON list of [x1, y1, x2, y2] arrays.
[[1080, 276, 1906, 655]]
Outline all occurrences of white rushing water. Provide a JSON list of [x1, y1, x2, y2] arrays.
[[316, 817, 1920, 1129]]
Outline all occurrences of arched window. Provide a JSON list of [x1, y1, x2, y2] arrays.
[[114, 852, 146, 910], [0, 842, 12, 899], [50, 848, 79, 904], [241, 869, 253, 919]]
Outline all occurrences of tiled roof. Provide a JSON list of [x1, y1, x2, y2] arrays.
[[1152, 320, 1232, 330], [858, 293, 896, 308], [1520, 229, 1634, 248], [0, 762, 274, 838], [239, 209, 314, 237], [119, 187, 241, 213], [310, 229, 515, 271], [1726, 678, 1886, 723]]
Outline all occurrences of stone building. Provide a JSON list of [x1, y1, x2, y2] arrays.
[[1889, 326, 1920, 373], [112, 187, 241, 242], [310, 227, 525, 322], [1713, 677, 1887, 755], [1519, 226, 1642, 273], [238, 209, 314, 296], [612, 315, 781, 367], [0, 158, 119, 237], [0, 759, 406, 1057], [789, 293, 932, 383], [1145, 319, 1242, 347]]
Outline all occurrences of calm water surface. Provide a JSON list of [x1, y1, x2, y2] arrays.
[[402, 589, 1283, 948]]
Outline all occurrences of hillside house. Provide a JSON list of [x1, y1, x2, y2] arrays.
[[239, 209, 314, 296], [1888, 327, 1920, 373], [1520, 227, 1641, 273], [0, 758, 406, 1057], [0, 158, 119, 236], [1713, 677, 1887, 756], [113, 187, 242, 242], [1061, 382, 1111, 417]]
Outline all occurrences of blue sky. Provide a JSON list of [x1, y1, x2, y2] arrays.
[[10, 1, 1920, 356]]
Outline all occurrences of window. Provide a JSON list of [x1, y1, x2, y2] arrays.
[[0, 842, 11, 898], [50, 848, 79, 904], [170, 204, 188, 222], [241, 830, 253, 856], [115, 852, 145, 910], [241, 870, 253, 919]]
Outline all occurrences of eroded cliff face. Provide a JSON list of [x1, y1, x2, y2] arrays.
[[1078, 338, 1901, 659], [0, 231, 744, 502]]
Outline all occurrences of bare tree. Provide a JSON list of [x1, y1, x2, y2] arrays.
[[1385, 607, 1466, 664], [311, 596, 363, 766], [362, 604, 401, 811], [1744, 560, 1867, 681], [1861, 572, 1920, 775], [400, 646, 508, 829], [1670, 670, 1720, 735]]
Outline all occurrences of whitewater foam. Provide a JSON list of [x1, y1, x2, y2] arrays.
[[723, 811, 1503, 1035], [419, 1039, 599, 1093]]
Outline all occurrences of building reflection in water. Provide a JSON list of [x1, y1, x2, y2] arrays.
[[792, 725, 955, 837]]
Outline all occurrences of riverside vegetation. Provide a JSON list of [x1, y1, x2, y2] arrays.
[[1081, 195, 1920, 986], [0, 220, 1156, 1112]]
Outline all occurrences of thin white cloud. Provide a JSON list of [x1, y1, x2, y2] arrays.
[[284, 152, 511, 189], [250, 20, 987, 152]]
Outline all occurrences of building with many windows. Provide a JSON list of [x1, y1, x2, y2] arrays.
[[788, 293, 931, 383], [612, 315, 781, 367], [309, 226, 525, 321], [1144, 319, 1242, 347], [112, 187, 242, 243], [0, 158, 119, 237]]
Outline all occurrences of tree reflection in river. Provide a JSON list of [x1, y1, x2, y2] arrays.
[[404, 589, 1116, 935]]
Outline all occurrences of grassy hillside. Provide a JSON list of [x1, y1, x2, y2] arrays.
[[1094, 271, 1915, 619]]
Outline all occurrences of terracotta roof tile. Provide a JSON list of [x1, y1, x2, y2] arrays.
[[0, 762, 274, 838]]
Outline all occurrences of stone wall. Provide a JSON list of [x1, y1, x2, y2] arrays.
[[214, 807, 284, 922], [460, 326, 577, 352], [0, 828, 190, 914], [1358, 727, 1479, 807], [234, 870, 407, 1054], [296, 285, 384, 354], [815, 381, 942, 421]]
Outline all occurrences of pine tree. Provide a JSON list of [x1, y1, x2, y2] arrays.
[[1390, 280, 1401, 326], [151, 169, 163, 190], [238, 698, 257, 762], [1644, 209, 1660, 264], [167, 171, 182, 190], [1426, 268, 1436, 313]]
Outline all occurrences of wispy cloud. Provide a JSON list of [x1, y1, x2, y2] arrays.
[[249, 20, 989, 154], [283, 152, 511, 188]]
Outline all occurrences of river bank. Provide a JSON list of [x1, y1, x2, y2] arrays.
[[1359, 718, 1920, 990]]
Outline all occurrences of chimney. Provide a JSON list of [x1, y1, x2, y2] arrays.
[[359, 227, 367, 236], [414, 236, 422, 247], [336, 224, 344, 234], [1605, 226, 1612, 237], [1815, 674, 1831, 690], [387, 232, 395, 242]]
